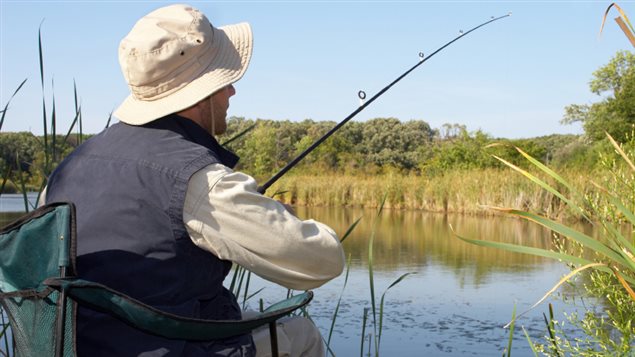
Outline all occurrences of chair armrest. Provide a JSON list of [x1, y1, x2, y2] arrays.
[[44, 277, 312, 341]]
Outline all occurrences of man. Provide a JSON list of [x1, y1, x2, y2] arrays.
[[44, 4, 345, 356]]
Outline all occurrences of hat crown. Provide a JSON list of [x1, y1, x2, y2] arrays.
[[113, 4, 252, 125], [118, 4, 215, 100]]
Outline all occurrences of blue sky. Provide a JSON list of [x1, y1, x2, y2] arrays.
[[1, 1, 633, 138]]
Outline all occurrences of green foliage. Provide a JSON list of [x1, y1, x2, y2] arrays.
[[0, 133, 88, 194], [2, 113, 597, 193], [360, 118, 434, 170], [563, 51, 635, 143], [425, 126, 495, 172], [424, 126, 554, 174], [223, 116, 438, 180], [458, 133, 635, 356], [0, 132, 40, 173]]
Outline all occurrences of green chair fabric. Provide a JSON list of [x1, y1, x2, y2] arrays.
[[0, 202, 76, 357], [0, 202, 312, 357]]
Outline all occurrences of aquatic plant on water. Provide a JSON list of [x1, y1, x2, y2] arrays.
[[358, 195, 416, 357]]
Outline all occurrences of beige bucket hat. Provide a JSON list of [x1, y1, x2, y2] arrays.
[[114, 4, 253, 125]]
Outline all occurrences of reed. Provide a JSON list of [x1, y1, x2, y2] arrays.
[[457, 134, 635, 354], [270, 168, 591, 219], [0, 25, 86, 357], [357, 196, 416, 356], [504, 304, 517, 357]]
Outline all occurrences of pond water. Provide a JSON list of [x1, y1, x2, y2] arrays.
[[0, 193, 39, 214], [0, 196, 584, 356], [252, 206, 578, 356]]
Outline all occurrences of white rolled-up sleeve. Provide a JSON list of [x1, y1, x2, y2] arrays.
[[183, 163, 345, 291]]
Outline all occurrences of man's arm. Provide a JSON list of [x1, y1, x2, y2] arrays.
[[183, 163, 346, 290]]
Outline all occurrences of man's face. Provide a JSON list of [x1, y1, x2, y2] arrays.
[[206, 84, 236, 136]]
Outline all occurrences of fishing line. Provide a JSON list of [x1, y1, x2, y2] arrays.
[[257, 13, 511, 194]]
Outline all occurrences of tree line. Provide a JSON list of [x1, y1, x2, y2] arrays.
[[1, 50, 633, 192], [0, 119, 586, 192]]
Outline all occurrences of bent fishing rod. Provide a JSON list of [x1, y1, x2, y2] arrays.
[[257, 13, 511, 195]]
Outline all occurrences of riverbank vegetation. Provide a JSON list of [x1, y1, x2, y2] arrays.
[[0, 118, 620, 219], [458, 28, 635, 354]]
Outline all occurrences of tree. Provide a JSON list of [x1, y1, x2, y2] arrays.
[[0, 132, 41, 172], [562, 51, 635, 142], [360, 117, 434, 171]]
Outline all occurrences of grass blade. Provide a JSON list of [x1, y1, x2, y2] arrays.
[[600, 3, 635, 46], [611, 266, 635, 300], [505, 304, 517, 357], [606, 132, 635, 171], [50, 80, 57, 165], [15, 154, 29, 212], [62, 106, 81, 150], [377, 272, 415, 352], [105, 111, 113, 129], [368, 193, 387, 356], [491, 208, 633, 269], [505, 263, 606, 328], [327, 254, 352, 348], [229, 265, 242, 293], [270, 190, 288, 199], [360, 307, 369, 357], [492, 155, 589, 221], [39, 23, 49, 171], [454, 228, 594, 267], [0, 78, 28, 131], [235, 267, 247, 297], [544, 304, 561, 357], [242, 270, 252, 310], [244, 287, 265, 305], [340, 217, 362, 243], [0, 163, 13, 197], [521, 326, 539, 357], [73, 80, 83, 145], [514, 146, 586, 199]]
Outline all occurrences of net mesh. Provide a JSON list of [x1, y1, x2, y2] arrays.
[[0, 204, 76, 357], [1, 292, 74, 357]]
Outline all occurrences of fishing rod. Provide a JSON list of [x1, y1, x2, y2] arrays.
[[257, 13, 511, 195]]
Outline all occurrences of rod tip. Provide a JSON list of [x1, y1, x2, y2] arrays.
[[507, 11, 512, 16]]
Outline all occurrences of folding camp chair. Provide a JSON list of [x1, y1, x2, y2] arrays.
[[0, 202, 312, 357]]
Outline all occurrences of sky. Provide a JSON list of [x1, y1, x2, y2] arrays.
[[0, 1, 633, 139]]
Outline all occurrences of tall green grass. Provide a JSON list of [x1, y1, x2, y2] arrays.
[[457, 134, 635, 355], [0, 24, 88, 357], [353, 196, 415, 356]]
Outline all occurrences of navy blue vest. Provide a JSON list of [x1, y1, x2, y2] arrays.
[[46, 116, 255, 356]]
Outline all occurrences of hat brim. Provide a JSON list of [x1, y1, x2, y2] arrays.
[[114, 22, 253, 125]]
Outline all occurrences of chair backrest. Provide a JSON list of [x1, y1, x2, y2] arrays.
[[0, 202, 77, 357]]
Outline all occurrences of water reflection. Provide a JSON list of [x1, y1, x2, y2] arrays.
[[298, 207, 558, 284], [0, 193, 38, 214], [293, 206, 585, 356]]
